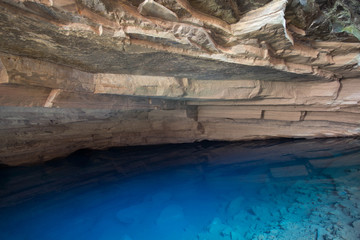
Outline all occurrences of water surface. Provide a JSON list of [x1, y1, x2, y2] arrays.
[[1, 138, 360, 240]]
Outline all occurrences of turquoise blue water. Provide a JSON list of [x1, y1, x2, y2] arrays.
[[1, 138, 360, 240]]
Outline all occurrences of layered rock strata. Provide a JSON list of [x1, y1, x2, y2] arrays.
[[0, 0, 359, 165]]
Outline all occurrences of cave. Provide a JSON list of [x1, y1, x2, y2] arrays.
[[0, 0, 359, 239]]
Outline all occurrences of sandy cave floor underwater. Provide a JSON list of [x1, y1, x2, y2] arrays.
[[0, 138, 360, 240]]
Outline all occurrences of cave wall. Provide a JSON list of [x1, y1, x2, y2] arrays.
[[0, 0, 359, 165], [1, 54, 359, 165]]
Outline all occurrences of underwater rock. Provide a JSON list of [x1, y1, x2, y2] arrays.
[[156, 204, 184, 226], [225, 196, 244, 216], [208, 218, 226, 233], [197, 217, 234, 240], [352, 219, 360, 229], [250, 205, 272, 220], [116, 204, 146, 225], [1, 139, 360, 239]]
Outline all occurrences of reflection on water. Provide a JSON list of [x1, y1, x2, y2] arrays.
[[1, 138, 360, 240]]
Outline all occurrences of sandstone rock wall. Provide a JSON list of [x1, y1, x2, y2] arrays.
[[0, 54, 359, 165], [0, 0, 359, 165]]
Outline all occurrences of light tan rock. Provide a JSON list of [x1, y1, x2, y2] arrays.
[[94, 74, 185, 97], [95, 75, 340, 102], [231, 0, 293, 49], [1, 103, 360, 165], [44, 89, 61, 108], [336, 78, 360, 105], [200, 120, 360, 141], [0, 54, 95, 92], [305, 111, 360, 124], [263, 111, 301, 121], [20, 0, 53, 7], [52, 0, 77, 11], [332, 53, 360, 68], [138, 0, 178, 22], [198, 106, 261, 121], [187, 80, 340, 104], [338, 106, 360, 114], [0, 85, 51, 107], [1, 53, 343, 103], [0, 58, 8, 84], [259, 80, 340, 100], [185, 80, 258, 100]]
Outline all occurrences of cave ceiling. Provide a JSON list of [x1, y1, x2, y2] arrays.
[[0, 0, 358, 80]]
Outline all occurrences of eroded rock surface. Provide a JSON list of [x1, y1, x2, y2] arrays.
[[0, 0, 359, 165]]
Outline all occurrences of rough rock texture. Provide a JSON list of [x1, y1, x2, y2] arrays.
[[0, 0, 359, 165]]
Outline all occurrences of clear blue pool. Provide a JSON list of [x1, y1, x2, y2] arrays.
[[1, 138, 360, 240]]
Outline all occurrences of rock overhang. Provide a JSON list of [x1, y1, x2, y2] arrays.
[[1, 0, 358, 79]]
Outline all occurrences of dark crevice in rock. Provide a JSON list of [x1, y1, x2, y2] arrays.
[[236, 0, 271, 15], [188, 0, 240, 24], [285, 0, 360, 41]]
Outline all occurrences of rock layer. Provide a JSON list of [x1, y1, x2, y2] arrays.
[[0, 0, 359, 165]]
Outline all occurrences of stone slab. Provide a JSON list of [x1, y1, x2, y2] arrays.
[[0, 84, 51, 107], [198, 106, 262, 120], [264, 111, 301, 121], [305, 111, 360, 124]]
